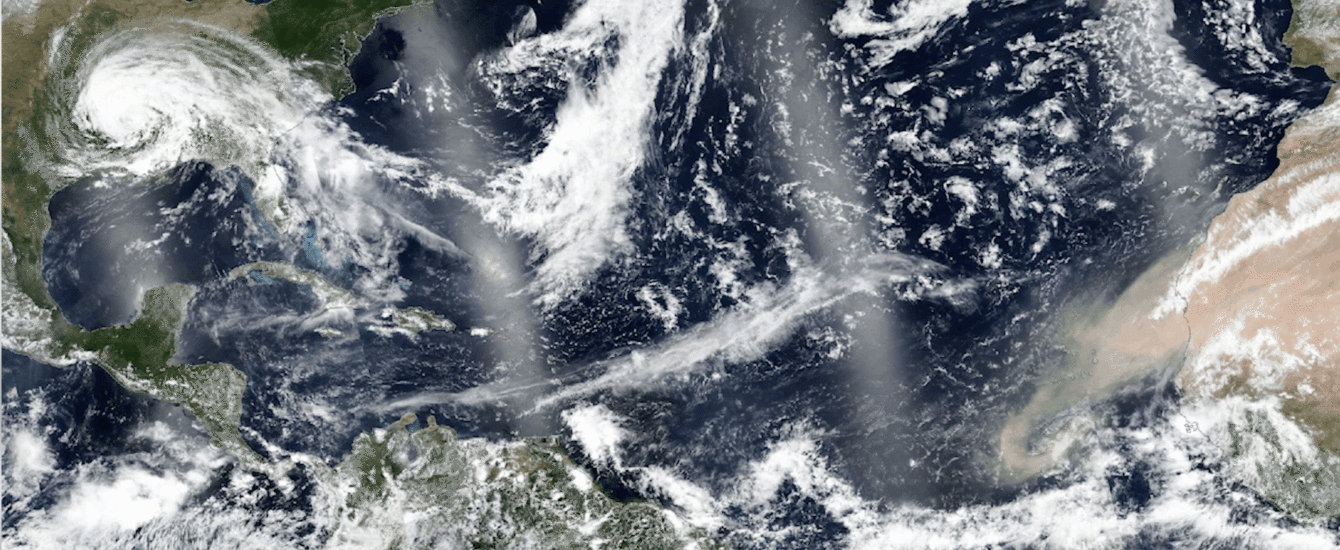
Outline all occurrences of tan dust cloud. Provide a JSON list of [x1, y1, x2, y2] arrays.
[[998, 57, 1340, 482], [1175, 91, 1340, 455], [996, 250, 1191, 482]]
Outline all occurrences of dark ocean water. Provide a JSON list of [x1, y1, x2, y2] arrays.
[[14, 0, 1339, 547]]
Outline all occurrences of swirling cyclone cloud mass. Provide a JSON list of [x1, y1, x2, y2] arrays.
[[2, 0, 1339, 548]]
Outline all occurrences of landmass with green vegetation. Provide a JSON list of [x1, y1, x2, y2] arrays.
[[329, 413, 720, 548], [253, 0, 424, 96], [67, 284, 272, 473], [1181, 0, 1340, 523], [2, 2, 719, 546], [2, 0, 416, 338], [229, 261, 372, 310]]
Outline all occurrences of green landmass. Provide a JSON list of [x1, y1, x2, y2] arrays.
[[2, 5, 269, 467], [230, 261, 371, 309], [1217, 0, 1340, 523], [66, 284, 271, 471], [0, 0, 416, 372], [1216, 404, 1340, 522], [386, 306, 457, 334], [2, 0, 414, 332], [2, 155, 61, 314], [3, 4, 129, 322], [252, 0, 423, 96], [331, 413, 721, 549], [1285, 0, 1340, 78], [1, 6, 718, 546], [1, 0, 433, 453], [229, 261, 459, 338]]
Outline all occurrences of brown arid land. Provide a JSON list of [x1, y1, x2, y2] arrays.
[[998, 0, 1340, 515], [1173, 83, 1340, 452]]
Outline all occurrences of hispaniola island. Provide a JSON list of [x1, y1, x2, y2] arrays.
[[3, 0, 1339, 547]]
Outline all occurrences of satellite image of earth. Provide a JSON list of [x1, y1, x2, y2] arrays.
[[3, 0, 1340, 547]]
